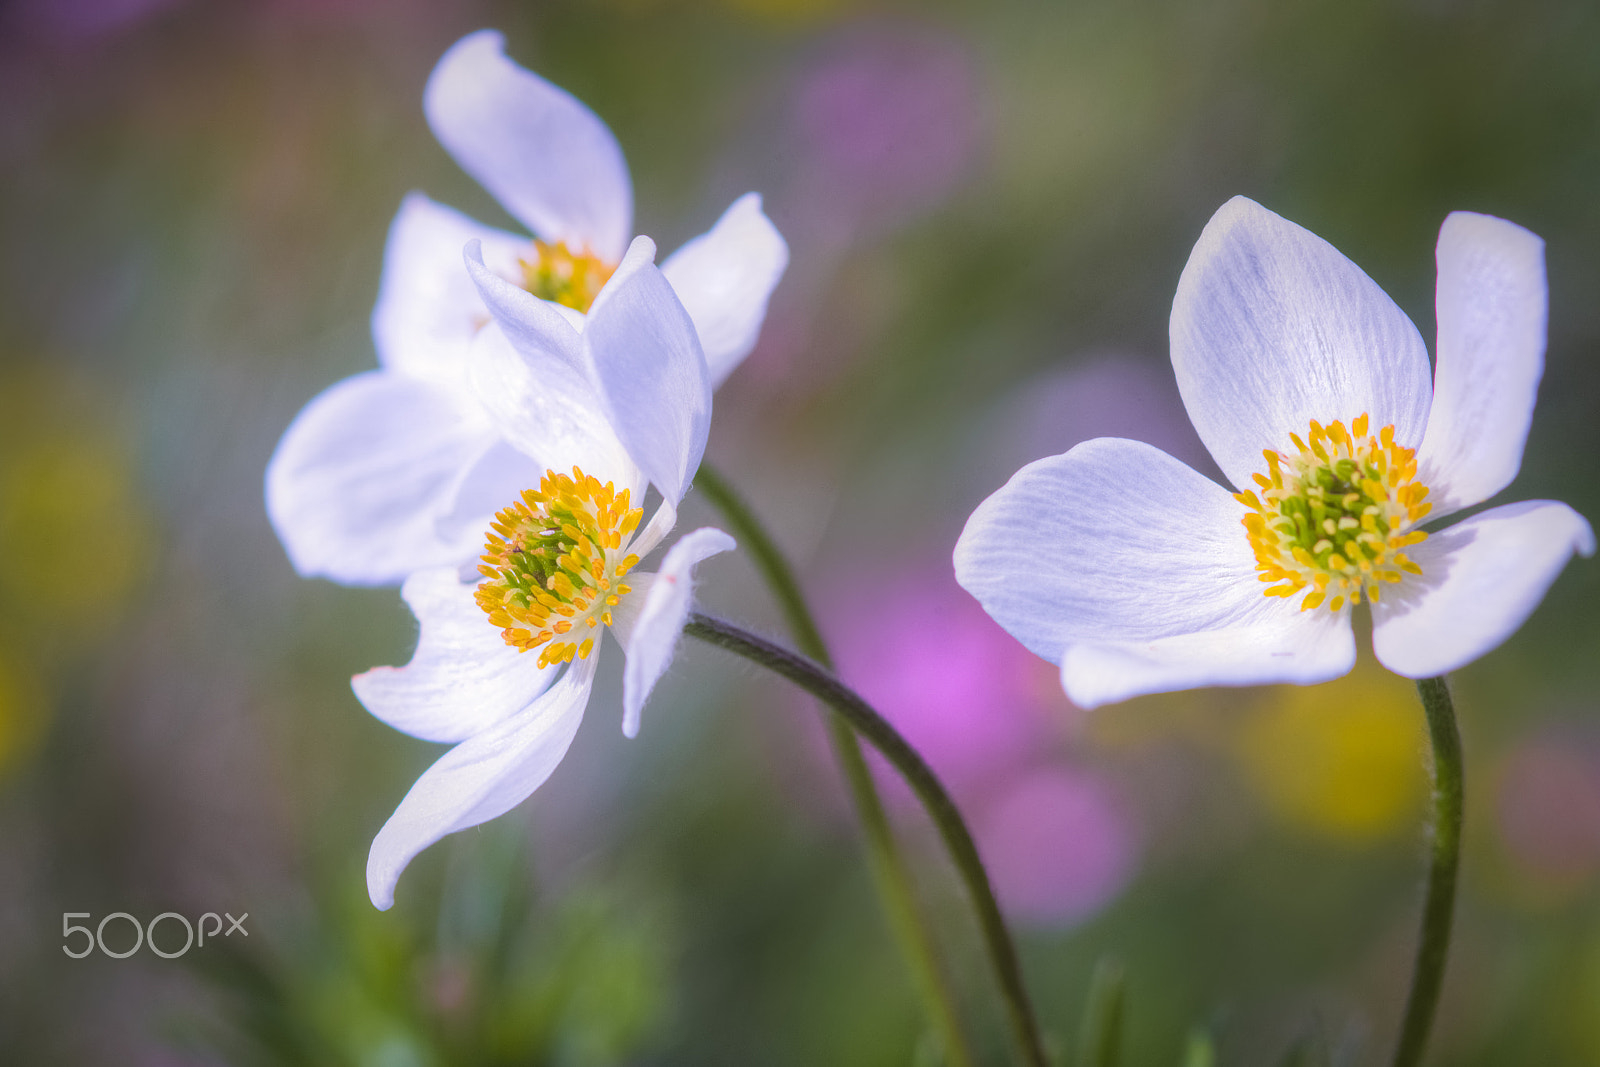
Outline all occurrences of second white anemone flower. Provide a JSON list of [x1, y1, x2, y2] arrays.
[[956, 197, 1593, 709], [266, 29, 786, 586], [354, 242, 733, 909]]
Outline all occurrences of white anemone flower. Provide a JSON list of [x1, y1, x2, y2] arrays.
[[354, 241, 734, 909], [956, 197, 1593, 709], [266, 29, 786, 586]]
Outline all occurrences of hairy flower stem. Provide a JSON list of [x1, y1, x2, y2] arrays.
[[1391, 675, 1464, 1067], [693, 465, 976, 1067], [684, 612, 1050, 1067]]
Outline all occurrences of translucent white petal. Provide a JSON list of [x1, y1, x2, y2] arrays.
[[366, 653, 598, 910], [628, 497, 678, 561], [1416, 212, 1547, 516], [661, 193, 789, 388], [424, 30, 632, 262], [1371, 500, 1594, 678], [372, 192, 527, 386], [463, 238, 588, 381], [1061, 610, 1355, 709], [466, 322, 641, 497], [1171, 196, 1433, 491], [587, 237, 712, 506], [352, 569, 557, 743], [954, 438, 1263, 664], [265, 372, 494, 585], [431, 438, 546, 552], [621, 527, 735, 738]]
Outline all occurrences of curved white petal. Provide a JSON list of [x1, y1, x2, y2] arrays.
[[587, 237, 712, 506], [1061, 610, 1356, 709], [265, 372, 495, 585], [1371, 500, 1594, 678], [464, 238, 588, 379], [424, 30, 632, 262], [466, 322, 641, 496], [352, 569, 557, 743], [661, 193, 789, 388], [954, 437, 1264, 664], [629, 497, 678, 562], [367, 653, 598, 910], [373, 192, 527, 387], [621, 526, 735, 738], [431, 437, 546, 551], [1171, 196, 1433, 490], [1416, 212, 1547, 516]]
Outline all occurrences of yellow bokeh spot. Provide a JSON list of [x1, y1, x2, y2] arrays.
[[0, 364, 153, 633], [1237, 666, 1424, 840], [0, 647, 47, 778]]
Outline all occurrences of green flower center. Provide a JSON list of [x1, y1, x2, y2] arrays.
[[1235, 414, 1432, 612], [475, 467, 642, 668]]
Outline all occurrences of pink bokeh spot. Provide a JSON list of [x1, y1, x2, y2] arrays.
[[799, 557, 1138, 927], [828, 571, 1056, 801], [795, 26, 982, 218], [1496, 732, 1600, 888], [977, 768, 1137, 927]]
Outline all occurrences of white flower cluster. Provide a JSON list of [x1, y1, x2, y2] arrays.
[[266, 31, 787, 909]]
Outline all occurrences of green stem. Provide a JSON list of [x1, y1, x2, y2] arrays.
[[694, 466, 976, 1067], [1391, 676, 1464, 1067], [685, 612, 1051, 1067]]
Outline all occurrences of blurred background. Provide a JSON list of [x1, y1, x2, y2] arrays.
[[1, 0, 1598, 1063]]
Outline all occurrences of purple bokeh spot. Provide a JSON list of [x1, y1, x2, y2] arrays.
[[827, 566, 1055, 799], [796, 555, 1139, 927], [1497, 731, 1600, 887], [795, 26, 982, 220], [977, 768, 1137, 927]]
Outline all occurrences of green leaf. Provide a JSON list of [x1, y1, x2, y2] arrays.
[[1076, 958, 1126, 1067]]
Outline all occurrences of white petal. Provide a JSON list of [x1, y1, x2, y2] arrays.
[[372, 192, 527, 387], [587, 237, 712, 506], [265, 372, 494, 585], [463, 238, 588, 380], [1372, 500, 1594, 678], [466, 322, 641, 495], [431, 438, 546, 551], [620, 526, 735, 738], [366, 653, 598, 910], [1416, 213, 1547, 516], [1171, 196, 1433, 490], [424, 30, 632, 262], [661, 193, 789, 388], [1060, 610, 1356, 709], [352, 569, 557, 743], [954, 438, 1264, 664]]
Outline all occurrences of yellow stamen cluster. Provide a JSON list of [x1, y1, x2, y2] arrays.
[[475, 467, 643, 668], [1236, 414, 1432, 613], [519, 240, 615, 312]]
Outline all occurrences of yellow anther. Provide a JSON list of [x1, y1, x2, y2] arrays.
[[1237, 414, 1431, 613], [474, 466, 647, 656], [518, 239, 615, 312]]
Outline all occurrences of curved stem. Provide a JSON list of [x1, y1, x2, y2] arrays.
[[694, 466, 831, 664], [685, 612, 1050, 1067], [694, 466, 976, 1067], [1391, 675, 1464, 1067]]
